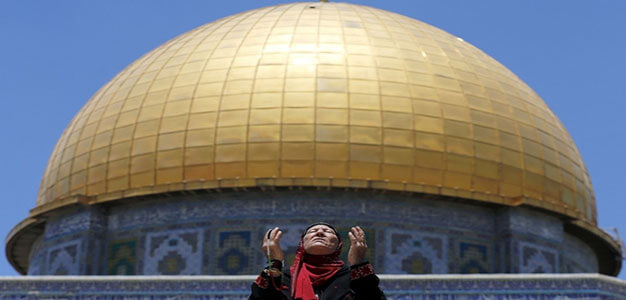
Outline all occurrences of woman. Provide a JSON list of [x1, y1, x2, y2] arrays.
[[249, 222, 386, 300]]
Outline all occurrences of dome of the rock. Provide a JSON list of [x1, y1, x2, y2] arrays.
[[7, 2, 621, 277]]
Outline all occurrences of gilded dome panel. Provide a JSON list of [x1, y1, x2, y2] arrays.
[[35, 2, 596, 224]]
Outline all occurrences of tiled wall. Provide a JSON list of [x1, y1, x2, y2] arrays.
[[28, 190, 598, 275], [563, 234, 599, 273]]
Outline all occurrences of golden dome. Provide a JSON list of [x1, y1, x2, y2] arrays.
[[33, 2, 596, 224]]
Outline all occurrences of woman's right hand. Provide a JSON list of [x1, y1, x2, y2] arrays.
[[262, 227, 284, 261]]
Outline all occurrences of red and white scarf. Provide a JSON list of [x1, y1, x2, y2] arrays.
[[290, 240, 344, 300]]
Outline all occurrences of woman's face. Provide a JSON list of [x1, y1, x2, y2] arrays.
[[302, 225, 339, 255]]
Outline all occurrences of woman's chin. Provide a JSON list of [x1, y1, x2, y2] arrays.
[[306, 246, 334, 255]]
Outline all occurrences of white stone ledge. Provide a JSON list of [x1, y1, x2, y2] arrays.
[[0, 273, 623, 284]]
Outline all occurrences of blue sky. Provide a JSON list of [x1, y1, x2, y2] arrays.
[[0, 1, 624, 278]]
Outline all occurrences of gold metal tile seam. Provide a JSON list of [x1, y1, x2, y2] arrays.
[[445, 35, 501, 197], [80, 29, 178, 195], [45, 54, 129, 201], [282, 3, 316, 179], [376, 7, 410, 175], [309, 2, 324, 180], [43, 148, 61, 203], [239, 4, 293, 181], [39, 131, 64, 203], [273, 3, 294, 178], [512, 100, 535, 202], [261, 4, 294, 181], [143, 15, 232, 189], [47, 46, 140, 201], [86, 66, 147, 195], [371, 4, 391, 182], [39, 152, 58, 204], [462, 39, 520, 199], [335, 3, 352, 182], [211, 3, 296, 181], [400, 10, 427, 182], [357, 4, 384, 184], [380, 6, 448, 189], [60, 91, 110, 198], [412, 11, 452, 187], [255, 3, 292, 179], [44, 83, 99, 200], [115, 16, 219, 194], [396, 7, 498, 198], [88, 39, 176, 195], [514, 95, 548, 203], [179, 7, 274, 185], [363, 5, 421, 186], [71, 39, 174, 200], [346, 4, 368, 182], [330, 3, 348, 180], [102, 13, 233, 197], [341, 6, 372, 180], [183, 10, 255, 183]]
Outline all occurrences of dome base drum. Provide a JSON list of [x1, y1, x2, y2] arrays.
[[19, 190, 607, 275]]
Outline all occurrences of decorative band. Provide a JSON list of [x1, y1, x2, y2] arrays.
[[255, 275, 269, 289], [350, 263, 374, 280]]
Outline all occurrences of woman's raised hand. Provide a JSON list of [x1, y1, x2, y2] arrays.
[[262, 227, 284, 261], [347, 226, 367, 265]]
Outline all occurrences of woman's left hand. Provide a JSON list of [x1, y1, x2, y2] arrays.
[[348, 226, 367, 265]]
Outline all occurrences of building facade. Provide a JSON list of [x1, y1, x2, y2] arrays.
[[4, 2, 623, 297]]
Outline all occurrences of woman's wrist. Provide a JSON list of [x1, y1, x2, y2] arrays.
[[269, 259, 283, 270], [269, 250, 284, 261], [349, 261, 369, 269]]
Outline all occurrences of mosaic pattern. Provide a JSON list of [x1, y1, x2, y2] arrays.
[[44, 209, 95, 240], [214, 230, 256, 275], [106, 239, 137, 275], [27, 192, 603, 276], [456, 241, 491, 273], [518, 241, 559, 273], [563, 235, 598, 273], [144, 228, 204, 275], [26, 254, 43, 276], [26, 236, 44, 276], [46, 240, 81, 275], [106, 191, 497, 233], [385, 228, 448, 274], [499, 207, 563, 242], [0, 275, 624, 299], [33, 2, 596, 228]]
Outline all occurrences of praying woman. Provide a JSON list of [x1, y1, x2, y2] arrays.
[[249, 222, 386, 300]]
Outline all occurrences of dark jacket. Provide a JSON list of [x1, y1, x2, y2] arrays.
[[249, 262, 386, 300]]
